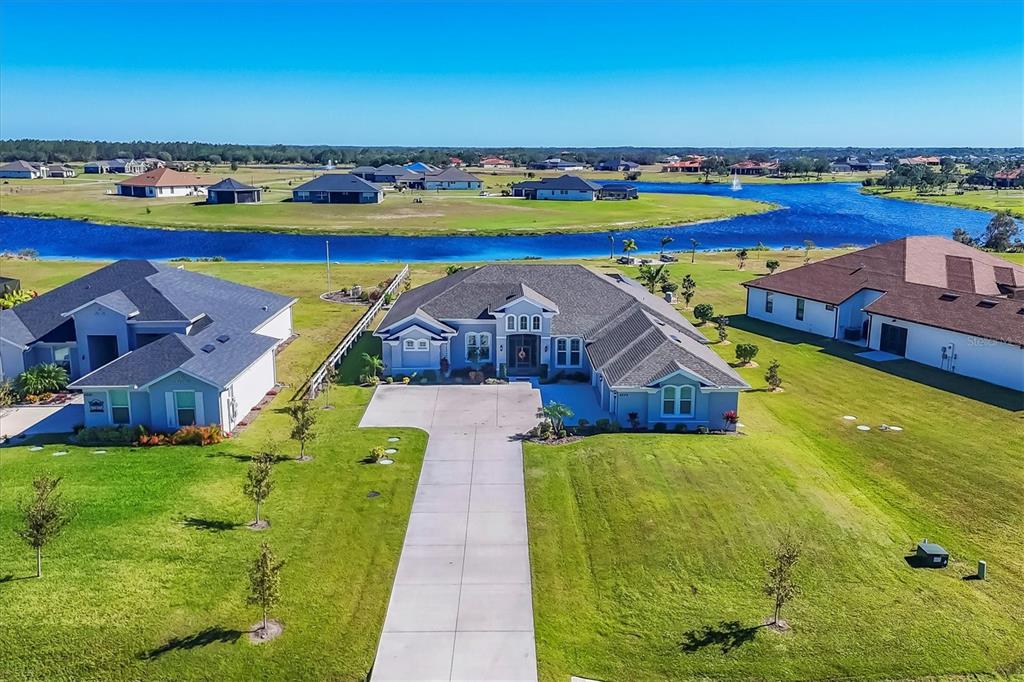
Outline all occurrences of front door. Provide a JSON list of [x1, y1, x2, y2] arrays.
[[879, 323, 908, 356], [507, 334, 539, 374]]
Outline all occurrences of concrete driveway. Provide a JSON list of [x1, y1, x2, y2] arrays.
[[361, 383, 542, 682], [0, 396, 84, 441]]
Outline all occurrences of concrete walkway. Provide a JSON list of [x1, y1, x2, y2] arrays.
[[0, 397, 84, 441], [360, 384, 541, 682]]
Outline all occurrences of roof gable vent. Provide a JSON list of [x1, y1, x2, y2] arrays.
[[201, 343, 216, 353]]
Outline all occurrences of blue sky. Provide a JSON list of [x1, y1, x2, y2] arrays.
[[1, 0, 1021, 147]]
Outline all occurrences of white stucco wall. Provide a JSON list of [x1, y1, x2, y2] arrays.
[[252, 306, 294, 343], [746, 287, 838, 337], [867, 314, 1024, 391], [224, 350, 276, 431], [148, 185, 207, 197]]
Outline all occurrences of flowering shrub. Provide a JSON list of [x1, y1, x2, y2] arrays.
[[722, 410, 739, 425], [136, 424, 225, 447]]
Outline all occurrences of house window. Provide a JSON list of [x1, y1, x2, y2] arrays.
[[175, 391, 197, 426], [765, 292, 774, 313], [404, 339, 416, 350], [466, 332, 491, 361], [555, 337, 582, 367], [661, 385, 694, 417], [506, 315, 516, 332], [569, 338, 582, 366], [531, 315, 542, 331], [109, 389, 130, 425], [796, 298, 805, 321], [53, 347, 71, 372], [519, 315, 529, 331], [416, 339, 428, 351]]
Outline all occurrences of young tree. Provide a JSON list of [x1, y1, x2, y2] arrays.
[[679, 274, 697, 308], [982, 211, 1020, 252], [286, 399, 318, 461], [735, 343, 759, 365], [715, 316, 730, 343], [243, 455, 274, 527], [951, 227, 976, 246], [445, 264, 464, 275], [764, 536, 802, 627], [637, 263, 670, 293], [247, 542, 284, 638], [659, 235, 674, 256], [322, 363, 339, 408], [689, 238, 700, 264], [17, 475, 69, 578], [803, 240, 815, 265], [541, 401, 574, 435], [736, 248, 749, 270], [361, 353, 384, 381], [766, 259, 781, 274], [765, 359, 782, 391], [607, 233, 615, 260], [622, 238, 638, 259], [693, 303, 715, 325]]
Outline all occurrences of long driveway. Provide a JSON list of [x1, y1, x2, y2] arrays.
[[360, 383, 541, 682]]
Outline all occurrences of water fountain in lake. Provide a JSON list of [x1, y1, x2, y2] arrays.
[[731, 173, 742, 191]]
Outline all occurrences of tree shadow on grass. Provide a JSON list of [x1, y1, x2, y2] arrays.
[[140, 626, 243, 659], [0, 573, 35, 584], [181, 516, 243, 533], [679, 620, 762, 654]]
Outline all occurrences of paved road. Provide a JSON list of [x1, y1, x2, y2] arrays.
[[360, 384, 541, 682]]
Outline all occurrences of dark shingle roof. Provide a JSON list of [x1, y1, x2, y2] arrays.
[[293, 173, 382, 193], [511, 174, 601, 192], [377, 264, 746, 390], [208, 177, 257, 191]]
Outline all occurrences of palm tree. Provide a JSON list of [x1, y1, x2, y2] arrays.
[[622, 238, 638, 259], [659, 236, 674, 257], [690, 238, 700, 264], [361, 353, 384, 380], [637, 263, 670, 293]]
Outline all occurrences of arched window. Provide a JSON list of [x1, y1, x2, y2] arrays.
[[506, 315, 516, 332], [531, 315, 542, 331], [519, 315, 529, 331], [661, 385, 694, 417]]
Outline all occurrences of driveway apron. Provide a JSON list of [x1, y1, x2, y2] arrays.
[[360, 383, 541, 682]]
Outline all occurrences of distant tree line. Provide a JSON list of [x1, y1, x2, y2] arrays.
[[0, 139, 1019, 169]]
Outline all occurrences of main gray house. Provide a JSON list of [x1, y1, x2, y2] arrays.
[[0, 260, 295, 433], [292, 173, 384, 203], [375, 265, 748, 430]]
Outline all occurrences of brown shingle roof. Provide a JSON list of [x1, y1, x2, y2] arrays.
[[116, 167, 213, 188]]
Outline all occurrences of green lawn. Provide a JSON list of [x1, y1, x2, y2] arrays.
[[476, 166, 877, 188], [525, 257, 1024, 681], [862, 186, 1024, 218], [0, 164, 772, 236], [0, 260, 424, 681]]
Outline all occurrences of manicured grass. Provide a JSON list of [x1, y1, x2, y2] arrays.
[[0, 259, 424, 680], [863, 186, 1024, 218], [524, 257, 1024, 681], [0, 164, 772, 236], [475, 166, 876, 188]]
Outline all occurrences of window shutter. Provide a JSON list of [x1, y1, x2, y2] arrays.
[[195, 392, 205, 426], [165, 393, 176, 428]]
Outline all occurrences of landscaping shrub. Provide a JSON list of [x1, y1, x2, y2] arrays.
[[735, 343, 760, 364], [76, 424, 141, 446], [169, 425, 225, 446], [652, 422, 667, 432], [17, 363, 69, 395], [595, 418, 611, 433], [672, 423, 688, 433], [723, 410, 739, 426], [0, 379, 17, 408], [422, 370, 438, 383], [693, 303, 715, 325]]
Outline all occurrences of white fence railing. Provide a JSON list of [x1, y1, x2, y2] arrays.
[[302, 265, 410, 400]]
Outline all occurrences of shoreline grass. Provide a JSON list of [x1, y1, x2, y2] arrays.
[[861, 186, 1024, 218]]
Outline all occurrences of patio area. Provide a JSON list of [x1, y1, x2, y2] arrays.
[[527, 379, 610, 426]]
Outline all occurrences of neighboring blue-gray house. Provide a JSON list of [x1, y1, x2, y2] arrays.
[[207, 177, 262, 204], [402, 167, 483, 190], [374, 265, 748, 430], [292, 173, 384, 203], [511, 174, 603, 201], [0, 260, 296, 433]]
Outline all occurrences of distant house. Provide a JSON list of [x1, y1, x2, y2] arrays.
[[350, 165, 378, 179], [0, 160, 48, 179], [115, 167, 212, 198], [831, 156, 889, 173], [141, 157, 167, 170], [207, 178, 262, 204], [661, 155, 682, 163], [402, 167, 483, 190], [743, 237, 1024, 392], [86, 158, 147, 174], [899, 156, 941, 167], [993, 167, 1023, 188], [729, 160, 779, 176], [448, 157, 465, 167], [594, 159, 640, 172], [528, 157, 586, 171], [374, 264, 748, 430], [512, 174, 603, 200], [292, 173, 383, 204], [45, 163, 77, 178], [404, 161, 439, 173], [480, 157, 513, 169], [371, 164, 418, 184], [598, 183, 638, 200], [0, 260, 296, 433], [662, 157, 703, 173]]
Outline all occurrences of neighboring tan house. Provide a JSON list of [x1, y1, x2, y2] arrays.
[[729, 160, 779, 175], [994, 167, 1023, 188], [743, 237, 1024, 392], [662, 158, 703, 173], [115, 167, 212, 197], [511, 174, 603, 200], [86, 158, 148, 174], [292, 173, 383, 203], [899, 156, 941, 167], [448, 157, 465, 167], [0, 260, 296, 432], [480, 157, 513, 169], [0, 160, 48, 179], [401, 167, 483, 190], [46, 164, 77, 178], [374, 264, 748, 430]]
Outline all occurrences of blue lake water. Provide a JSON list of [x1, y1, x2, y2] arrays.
[[0, 182, 999, 262]]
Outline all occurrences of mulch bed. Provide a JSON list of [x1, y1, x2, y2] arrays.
[[320, 290, 371, 305], [230, 385, 283, 436]]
